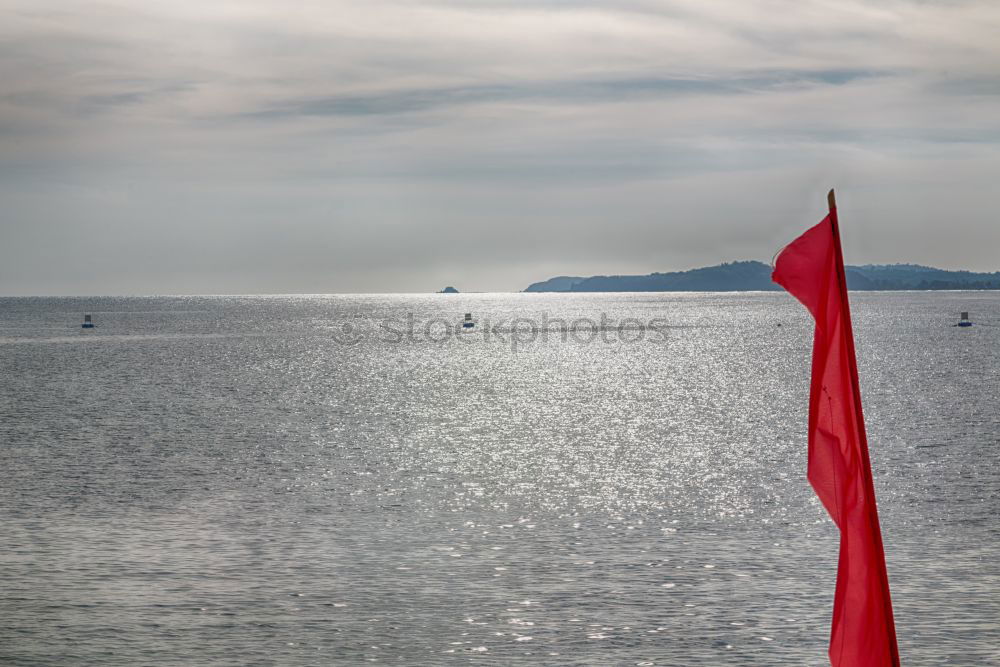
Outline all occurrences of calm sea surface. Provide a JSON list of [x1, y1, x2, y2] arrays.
[[1, 293, 998, 666]]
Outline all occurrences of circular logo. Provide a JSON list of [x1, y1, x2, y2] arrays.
[[331, 320, 362, 345]]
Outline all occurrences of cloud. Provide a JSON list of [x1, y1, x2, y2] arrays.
[[1, 0, 999, 294], [241, 69, 888, 120]]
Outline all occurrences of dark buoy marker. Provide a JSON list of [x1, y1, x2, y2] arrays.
[[462, 313, 474, 329], [82, 314, 94, 329], [957, 311, 972, 327]]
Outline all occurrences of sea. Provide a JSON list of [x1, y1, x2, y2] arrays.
[[1, 292, 998, 666]]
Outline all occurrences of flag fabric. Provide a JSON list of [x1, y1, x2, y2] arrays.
[[772, 194, 900, 666]]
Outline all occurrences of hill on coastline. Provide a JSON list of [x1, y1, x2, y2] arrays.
[[523, 261, 1000, 292]]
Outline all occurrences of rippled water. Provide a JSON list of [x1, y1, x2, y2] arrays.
[[1, 293, 998, 665]]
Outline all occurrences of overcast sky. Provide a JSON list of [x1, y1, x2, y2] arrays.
[[1, 0, 998, 294]]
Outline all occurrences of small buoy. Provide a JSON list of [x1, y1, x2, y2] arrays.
[[81, 314, 94, 329], [462, 313, 475, 329], [957, 311, 972, 327]]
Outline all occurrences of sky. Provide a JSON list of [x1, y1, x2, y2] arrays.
[[1, 0, 999, 295]]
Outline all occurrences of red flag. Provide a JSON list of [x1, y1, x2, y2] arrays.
[[772, 191, 900, 666]]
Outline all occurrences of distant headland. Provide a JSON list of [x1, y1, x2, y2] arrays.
[[523, 261, 1000, 292], [440, 286, 460, 293]]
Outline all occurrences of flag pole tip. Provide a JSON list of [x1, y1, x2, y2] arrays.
[[827, 189, 836, 211]]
